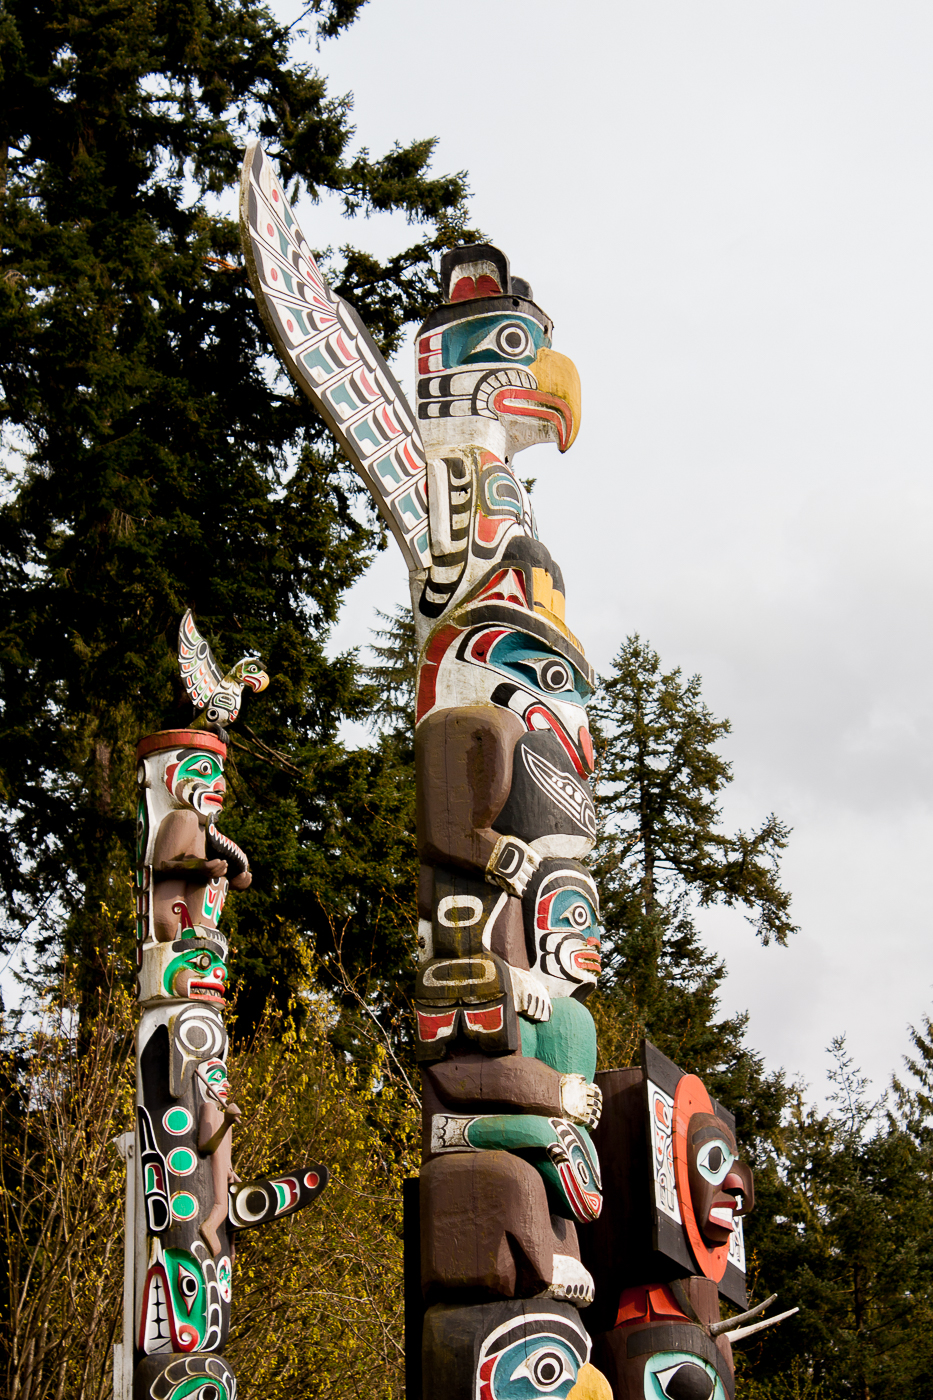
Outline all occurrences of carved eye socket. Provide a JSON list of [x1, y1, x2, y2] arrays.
[[176, 1264, 199, 1309], [566, 901, 591, 929], [193, 954, 213, 971], [696, 1138, 735, 1185], [653, 1361, 715, 1400], [495, 322, 532, 358], [194, 761, 213, 776], [193, 1387, 220, 1400], [513, 1347, 576, 1391], [525, 657, 572, 693], [574, 1155, 592, 1186]]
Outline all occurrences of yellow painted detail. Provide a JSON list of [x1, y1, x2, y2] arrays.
[[567, 1364, 613, 1400], [531, 569, 584, 653], [528, 347, 582, 450]]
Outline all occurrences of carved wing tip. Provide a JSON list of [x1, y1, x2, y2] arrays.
[[177, 609, 224, 708]]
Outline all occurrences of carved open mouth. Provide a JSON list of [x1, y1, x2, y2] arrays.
[[188, 981, 225, 1002], [489, 385, 574, 451], [140, 1267, 172, 1354], [708, 1199, 736, 1232], [573, 948, 602, 974]]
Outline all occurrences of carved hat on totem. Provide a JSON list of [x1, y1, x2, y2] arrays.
[[136, 728, 228, 762]]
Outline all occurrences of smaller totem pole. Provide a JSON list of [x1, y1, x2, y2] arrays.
[[120, 613, 328, 1400]]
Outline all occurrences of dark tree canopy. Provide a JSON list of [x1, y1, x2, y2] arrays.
[[743, 1037, 933, 1398], [0, 0, 473, 1028]]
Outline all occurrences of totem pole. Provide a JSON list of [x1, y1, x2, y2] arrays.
[[239, 141, 793, 1400], [122, 613, 328, 1400]]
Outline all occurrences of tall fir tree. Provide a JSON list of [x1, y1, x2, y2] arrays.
[[590, 635, 794, 1142], [0, 0, 475, 1031]]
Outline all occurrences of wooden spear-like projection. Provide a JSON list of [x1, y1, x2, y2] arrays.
[[238, 141, 796, 1400]]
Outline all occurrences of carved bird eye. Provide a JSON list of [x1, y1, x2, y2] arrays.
[[566, 901, 591, 929], [530, 658, 572, 693], [513, 1348, 575, 1391], [176, 1263, 199, 1309], [495, 322, 532, 358]]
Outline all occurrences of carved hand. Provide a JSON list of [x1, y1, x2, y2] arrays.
[[486, 835, 542, 899], [559, 1074, 603, 1129], [230, 871, 252, 891], [509, 968, 552, 1023]]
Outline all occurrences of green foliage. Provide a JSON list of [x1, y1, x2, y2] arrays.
[[0, 974, 419, 1400], [0, 0, 472, 1028], [365, 605, 417, 752], [741, 1037, 933, 1398]]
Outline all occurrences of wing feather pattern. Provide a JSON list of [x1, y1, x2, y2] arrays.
[[178, 609, 224, 712], [238, 141, 429, 574]]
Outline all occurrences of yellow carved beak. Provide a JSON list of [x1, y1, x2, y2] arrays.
[[487, 347, 582, 452], [528, 346, 582, 451]]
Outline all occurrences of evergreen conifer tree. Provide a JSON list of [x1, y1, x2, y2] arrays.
[[0, 0, 474, 1030], [591, 636, 794, 1139], [745, 1037, 933, 1398]]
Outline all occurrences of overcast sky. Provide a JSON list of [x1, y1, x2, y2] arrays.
[[293, 0, 933, 1107]]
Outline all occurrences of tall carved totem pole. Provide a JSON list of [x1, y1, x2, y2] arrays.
[[124, 618, 328, 1400], [239, 142, 791, 1400]]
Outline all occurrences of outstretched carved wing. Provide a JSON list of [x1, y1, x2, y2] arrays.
[[178, 609, 224, 713], [239, 141, 430, 573]]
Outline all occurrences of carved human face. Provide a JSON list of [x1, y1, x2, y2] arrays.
[[687, 1113, 755, 1246], [166, 749, 226, 819], [196, 1057, 232, 1105], [527, 863, 602, 998], [164, 945, 228, 1003]]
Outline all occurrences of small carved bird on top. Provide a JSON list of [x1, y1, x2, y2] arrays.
[[178, 609, 270, 734]]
